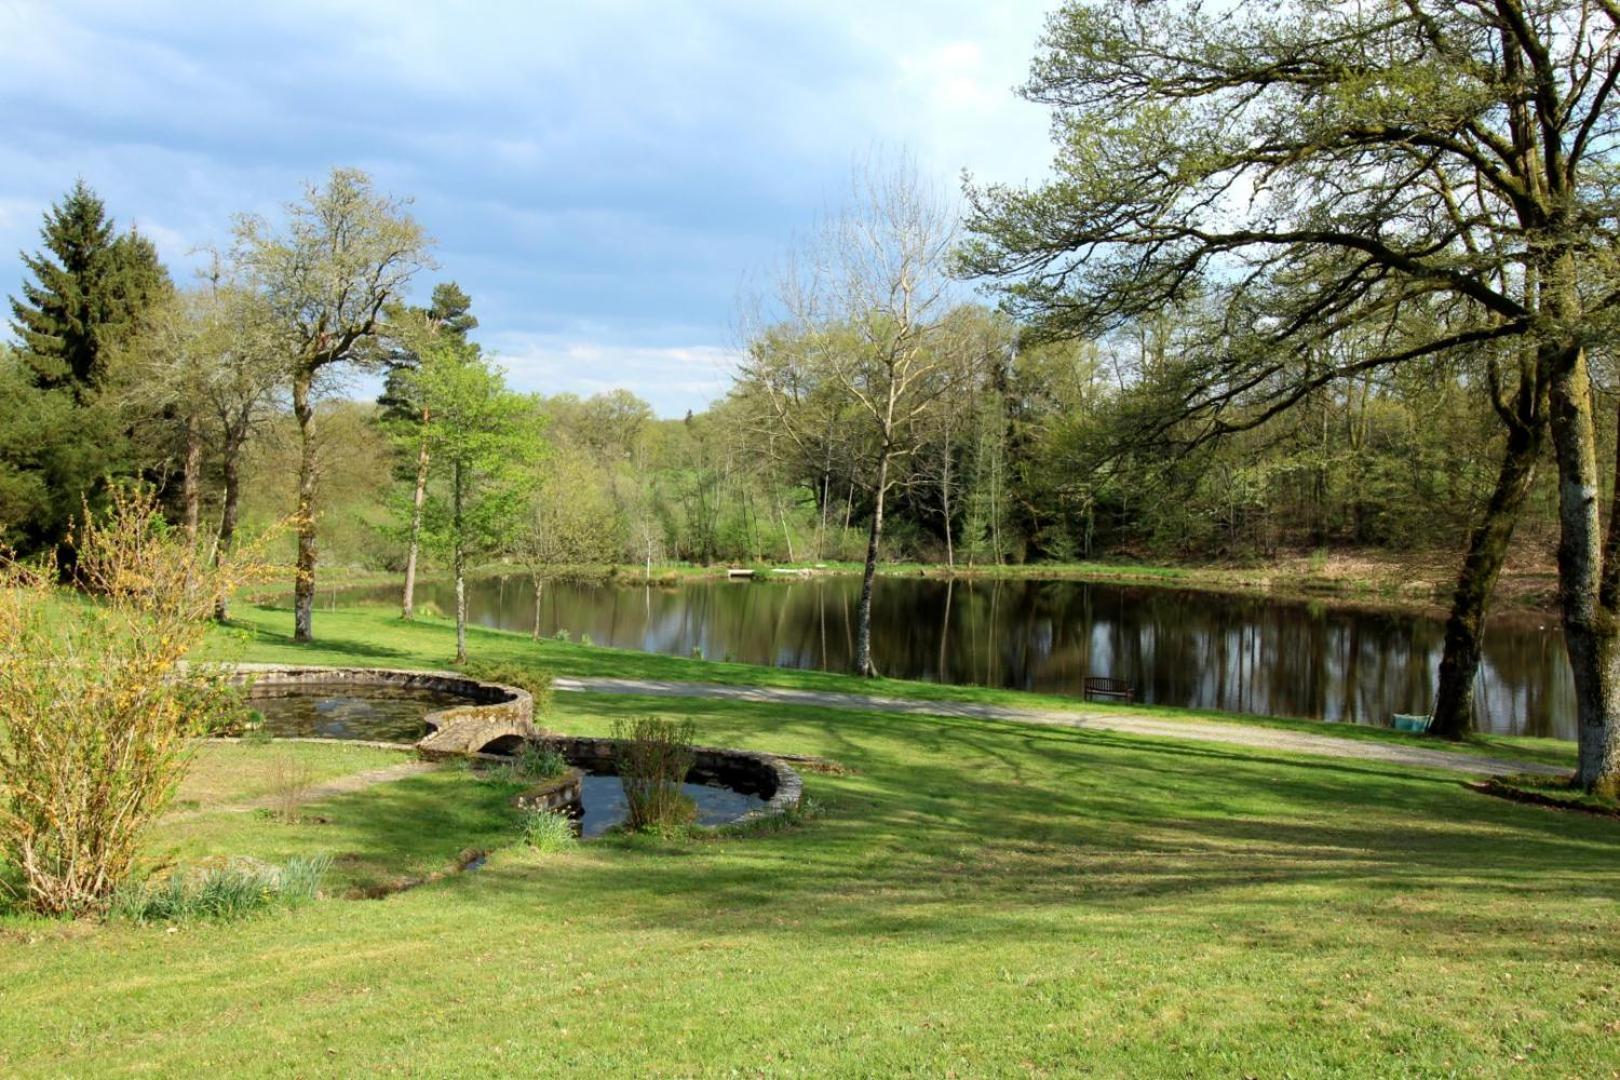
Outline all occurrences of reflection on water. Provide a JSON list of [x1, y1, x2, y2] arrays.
[[576, 774, 766, 837], [247, 685, 472, 743], [353, 575, 1573, 739]]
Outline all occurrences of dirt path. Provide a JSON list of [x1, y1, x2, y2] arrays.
[[553, 676, 1564, 778], [165, 760, 438, 822]]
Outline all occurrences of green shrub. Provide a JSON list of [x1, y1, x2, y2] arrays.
[[110, 855, 330, 924], [579, 632, 594, 647], [0, 486, 276, 916], [459, 659, 555, 716], [479, 742, 569, 787], [514, 742, 568, 781], [612, 716, 698, 833], [520, 809, 577, 852]]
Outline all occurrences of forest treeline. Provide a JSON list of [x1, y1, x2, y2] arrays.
[[2, 187, 1580, 578]]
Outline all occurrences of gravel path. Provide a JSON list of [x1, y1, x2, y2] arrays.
[[554, 676, 1564, 778]]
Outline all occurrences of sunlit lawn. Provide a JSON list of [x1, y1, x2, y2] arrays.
[[1, 604, 1615, 1075]]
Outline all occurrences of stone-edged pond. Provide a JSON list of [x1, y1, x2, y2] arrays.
[[234, 668, 797, 835]]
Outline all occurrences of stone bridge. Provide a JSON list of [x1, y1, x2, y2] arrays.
[[225, 663, 535, 756]]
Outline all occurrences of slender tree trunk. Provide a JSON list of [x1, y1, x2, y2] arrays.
[[1431, 412, 1545, 738], [854, 451, 891, 678], [292, 369, 318, 643], [1547, 335, 1620, 795], [531, 573, 545, 639], [213, 430, 244, 622], [181, 412, 202, 547], [779, 499, 795, 562], [941, 448, 955, 571], [453, 460, 467, 665], [402, 412, 430, 619]]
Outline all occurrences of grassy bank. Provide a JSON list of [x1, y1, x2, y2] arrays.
[[1, 609, 1616, 1075]]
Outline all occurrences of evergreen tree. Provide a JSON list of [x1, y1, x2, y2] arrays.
[[378, 281, 477, 423], [8, 180, 170, 397]]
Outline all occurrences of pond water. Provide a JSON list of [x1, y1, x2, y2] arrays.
[[575, 774, 767, 838], [247, 685, 472, 743], [354, 574, 1576, 739]]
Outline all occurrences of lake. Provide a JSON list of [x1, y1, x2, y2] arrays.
[[353, 573, 1574, 739]]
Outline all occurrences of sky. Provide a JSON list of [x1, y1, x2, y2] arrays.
[[0, 1, 1058, 416]]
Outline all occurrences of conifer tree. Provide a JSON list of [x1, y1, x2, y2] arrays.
[[9, 180, 170, 397]]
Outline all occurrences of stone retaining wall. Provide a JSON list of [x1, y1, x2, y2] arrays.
[[224, 663, 803, 825], [535, 733, 804, 821], [227, 663, 535, 755]]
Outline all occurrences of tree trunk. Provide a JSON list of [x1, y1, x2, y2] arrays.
[[181, 412, 202, 547], [1430, 412, 1545, 738], [453, 460, 467, 665], [854, 452, 890, 677], [531, 573, 545, 640], [213, 431, 244, 622], [292, 369, 318, 643], [1547, 337, 1620, 795], [401, 415, 430, 620]]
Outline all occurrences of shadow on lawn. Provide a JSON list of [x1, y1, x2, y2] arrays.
[[382, 692, 1620, 963]]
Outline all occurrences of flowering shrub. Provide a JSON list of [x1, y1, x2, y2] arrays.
[[0, 487, 272, 916]]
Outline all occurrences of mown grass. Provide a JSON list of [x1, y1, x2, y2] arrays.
[[2, 668, 1617, 1075], [205, 602, 1577, 770], [167, 741, 407, 811]]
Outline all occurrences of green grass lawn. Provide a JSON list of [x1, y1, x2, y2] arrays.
[[3, 605, 1615, 1075]]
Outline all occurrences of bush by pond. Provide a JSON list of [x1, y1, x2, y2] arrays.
[[611, 715, 698, 833], [457, 658, 555, 715]]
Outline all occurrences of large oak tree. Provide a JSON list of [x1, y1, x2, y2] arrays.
[[963, 0, 1620, 793]]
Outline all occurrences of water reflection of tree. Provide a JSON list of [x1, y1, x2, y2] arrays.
[[419, 575, 1574, 738]]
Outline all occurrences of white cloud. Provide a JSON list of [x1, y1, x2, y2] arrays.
[[485, 332, 738, 417]]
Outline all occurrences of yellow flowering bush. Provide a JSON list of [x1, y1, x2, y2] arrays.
[[0, 487, 272, 916]]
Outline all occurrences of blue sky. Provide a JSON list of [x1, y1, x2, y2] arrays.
[[0, 1, 1056, 415]]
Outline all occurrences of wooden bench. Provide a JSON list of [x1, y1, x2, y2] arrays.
[[1083, 676, 1136, 704]]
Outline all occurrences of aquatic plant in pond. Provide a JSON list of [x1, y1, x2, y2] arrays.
[[610, 716, 698, 832]]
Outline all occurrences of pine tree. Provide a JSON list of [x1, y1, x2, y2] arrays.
[[378, 281, 477, 423], [8, 180, 170, 397]]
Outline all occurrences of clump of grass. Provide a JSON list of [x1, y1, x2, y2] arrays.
[[1478, 773, 1617, 816], [514, 742, 568, 780], [520, 809, 577, 852], [110, 855, 330, 924], [479, 742, 570, 787], [459, 659, 555, 716], [267, 753, 318, 823], [612, 716, 698, 833]]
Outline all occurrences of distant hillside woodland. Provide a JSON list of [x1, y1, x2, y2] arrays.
[[0, 185, 1592, 577]]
